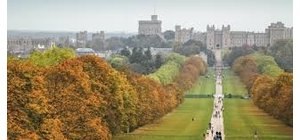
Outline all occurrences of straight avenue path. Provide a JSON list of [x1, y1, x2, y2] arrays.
[[205, 49, 225, 140]]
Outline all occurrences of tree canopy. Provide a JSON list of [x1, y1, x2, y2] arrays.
[[29, 46, 75, 67], [232, 53, 292, 126], [269, 39, 293, 71], [8, 50, 208, 139]]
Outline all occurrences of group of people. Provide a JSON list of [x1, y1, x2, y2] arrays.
[[204, 99, 224, 139], [214, 131, 222, 140], [214, 97, 223, 118], [210, 69, 224, 139]]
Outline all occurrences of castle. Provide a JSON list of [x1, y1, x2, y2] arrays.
[[175, 21, 293, 49], [138, 15, 162, 35]]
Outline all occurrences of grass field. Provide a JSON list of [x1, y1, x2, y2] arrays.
[[186, 68, 215, 95], [224, 99, 293, 140], [222, 69, 247, 96], [114, 98, 213, 140]]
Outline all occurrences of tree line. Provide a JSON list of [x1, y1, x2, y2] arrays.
[[109, 47, 166, 74], [224, 39, 292, 71], [8, 47, 207, 139], [174, 40, 216, 66], [147, 53, 186, 85], [232, 53, 292, 126]]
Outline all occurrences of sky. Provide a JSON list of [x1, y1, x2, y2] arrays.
[[8, 0, 293, 33]]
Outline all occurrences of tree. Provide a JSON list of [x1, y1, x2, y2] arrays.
[[129, 63, 147, 74], [233, 53, 292, 126], [142, 47, 154, 74], [120, 47, 131, 57], [176, 40, 202, 56], [251, 73, 292, 126], [163, 30, 175, 41], [148, 53, 186, 85], [155, 54, 164, 69], [124, 34, 166, 48], [223, 46, 255, 66], [144, 47, 152, 61], [232, 55, 259, 92], [269, 39, 293, 71], [250, 53, 283, 77], [108, 55, 129, 69], [8, 52, 211, 139], [8, 59, 47, 140], [29, 46, 75, 67], [129, 47, 144, 64]]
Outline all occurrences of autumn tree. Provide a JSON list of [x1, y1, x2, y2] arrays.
[[8, 59, 50, 139], [233, 53, 292, 126]]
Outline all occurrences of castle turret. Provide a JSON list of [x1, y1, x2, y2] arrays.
[[206, 25, 215, 49], [151, 15, 158, 21], [222, 25, 231, 48]]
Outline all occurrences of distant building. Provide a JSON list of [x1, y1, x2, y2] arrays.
[[76, 31, 88, 48], [57, 36, 70, 47], [175, 25, 194, 43], [146, 47, 173, 56], [138, 15, 162, 35], [7, 37, 55, 55], [92, 31, 105, 50], [175, 22, 293, 49], [75, 48, 96, 56], [265, 22, 293, 45], [92, 31, 105, 41]]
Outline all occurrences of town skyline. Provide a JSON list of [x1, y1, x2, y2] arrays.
[[7, 20, 293, 34], [8, 0, 292, 32]]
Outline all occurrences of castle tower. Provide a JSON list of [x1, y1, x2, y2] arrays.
[[138, 15, 162, 35], [175, 25, 181, 42], [222, 25, 231, 48], [206, 25, 215, 49], [151, 15, 158, 21]]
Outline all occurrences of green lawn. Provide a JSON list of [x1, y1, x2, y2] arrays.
[[224, 99, 293, 140], [186, 68, 215, 95], [222, 69, 247, 96], [114, 98, 213, 140]]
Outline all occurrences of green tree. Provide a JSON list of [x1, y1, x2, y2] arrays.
[[269, 39, 293, 71], [108, 55, 129, 69], [120, 47, 131, 57], [29, 46, 75, 67], [155, 54, 164, 69], [130, 47, 144, 64], [144, 47, 152, 61], [163, 30, 175, 41]]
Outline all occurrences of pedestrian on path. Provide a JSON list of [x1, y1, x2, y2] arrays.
[[254, 130, 258, 139]]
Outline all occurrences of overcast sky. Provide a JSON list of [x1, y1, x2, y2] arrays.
[[8, 0, 293, 32]]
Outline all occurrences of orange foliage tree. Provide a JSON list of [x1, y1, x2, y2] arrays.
[[233, 54, 292, 126], [8, 54, 208, 139]]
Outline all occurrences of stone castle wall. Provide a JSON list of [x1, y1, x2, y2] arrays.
[[175, 22, 293, 49]]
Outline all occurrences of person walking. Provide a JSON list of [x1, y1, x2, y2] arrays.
[[254, 130, 258, 139]]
